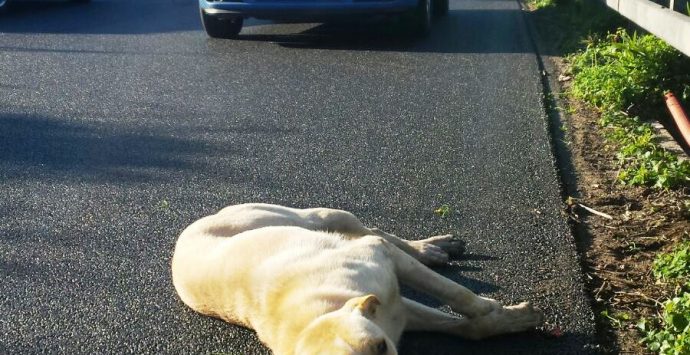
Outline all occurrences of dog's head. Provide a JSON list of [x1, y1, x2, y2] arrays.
[[294, 294, 398, 355]]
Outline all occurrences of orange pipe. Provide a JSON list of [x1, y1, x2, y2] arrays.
[[664, 91, 690, 148]]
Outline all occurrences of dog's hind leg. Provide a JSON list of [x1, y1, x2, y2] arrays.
[[378, 238, 542, 325], [402, 298, 543, 340], [311, 208, 463, 265], [368, 228, 453, 265]]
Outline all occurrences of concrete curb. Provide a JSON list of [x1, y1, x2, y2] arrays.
[[651, 121, 689, 161]]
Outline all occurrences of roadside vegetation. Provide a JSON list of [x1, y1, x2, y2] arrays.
[[569, 30, 690, 189], [640, 244, 690, 353], [524, 0, 690, 352]]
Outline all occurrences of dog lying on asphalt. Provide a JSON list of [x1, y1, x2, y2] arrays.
[[172, 203, 544, 355]]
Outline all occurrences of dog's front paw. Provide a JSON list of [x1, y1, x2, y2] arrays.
[[410, 242, 450, 265], [409, 235, 467, 265], [419, 234, 466, 257]]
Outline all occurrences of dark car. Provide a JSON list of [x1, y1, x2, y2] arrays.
[[199, 0, 448, 39]]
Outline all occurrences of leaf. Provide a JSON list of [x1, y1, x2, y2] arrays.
[[671, 313, 689, 332]]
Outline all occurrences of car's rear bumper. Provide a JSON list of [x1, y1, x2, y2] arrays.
[[200, 0, 417, 19]]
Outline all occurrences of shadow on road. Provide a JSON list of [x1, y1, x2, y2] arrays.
[[238, 9, 533, 54], [0, 0, 199, 35], [0, 114, 224, 182]]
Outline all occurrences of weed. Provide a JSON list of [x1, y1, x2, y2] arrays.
[[601, 309, 631, 328], [559, 23, 690, 189], [639, 293, 690, 354], [570, 29, 690, 115], [598, 111, 690, 188], [640, 243, 690, 353], [529, 0, 557, 9], [434, 204, 452, 217], [565, 196, 576, 206], [528, 0, 625, 54], [653, 242, 690, 281], [627, 242, 641, 253]]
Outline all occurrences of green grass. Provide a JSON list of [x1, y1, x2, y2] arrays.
[[528, 0, 690, 352], [567, 29, 690, 189], [653, 242, 690, 282], [529, 1, 690, 187], [528, 0, 625, 54], [530, 2, 690, 189], [599, 112, 690, 188], [601, 309, 632, 329], [527, 0, 557, 9], [569, 29, 690, 115], [639, 243, 690, 354], [639, 294, 690, 354]]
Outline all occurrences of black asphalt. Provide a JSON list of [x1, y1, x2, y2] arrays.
[[0, 0, 596, 353]]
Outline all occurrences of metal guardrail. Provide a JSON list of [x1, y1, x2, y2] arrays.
[[603, 0, 690, 57], [667, 0, 690, 14]]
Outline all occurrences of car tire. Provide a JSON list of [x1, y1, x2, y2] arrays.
[[433, 0, 448, 16], [200, 9, 243, 39], [411, 0, 432, 36], [0, 0, 12, 14]]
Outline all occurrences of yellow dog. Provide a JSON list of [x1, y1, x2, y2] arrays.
[[172, 203, 543, 355]]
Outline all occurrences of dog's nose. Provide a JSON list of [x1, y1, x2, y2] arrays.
[[375, 339, 387, 354]]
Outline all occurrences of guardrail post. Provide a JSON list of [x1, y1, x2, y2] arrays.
[[673, 0, 688, 13]]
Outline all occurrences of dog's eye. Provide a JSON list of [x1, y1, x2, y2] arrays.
[[375, 340, 387, 354]]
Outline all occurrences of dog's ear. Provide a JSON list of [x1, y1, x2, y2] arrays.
[[347, 294, 380, 319]]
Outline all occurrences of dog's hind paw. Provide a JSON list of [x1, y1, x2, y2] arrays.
[[499, 301, 545, 333], [462, 301, 545, 340], [458, 296, 503, 318]]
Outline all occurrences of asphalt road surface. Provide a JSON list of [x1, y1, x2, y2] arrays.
[[0, 0, 596, 353]]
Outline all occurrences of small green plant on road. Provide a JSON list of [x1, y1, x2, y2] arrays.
[[434, 204, 452, 217], [158, 199, 171, 210]]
